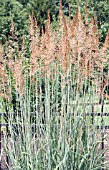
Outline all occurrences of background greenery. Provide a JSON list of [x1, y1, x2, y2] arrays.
[[0, 0, 109, 43]]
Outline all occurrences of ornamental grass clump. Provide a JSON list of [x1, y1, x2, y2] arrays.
[[0, 0, 109, 169]]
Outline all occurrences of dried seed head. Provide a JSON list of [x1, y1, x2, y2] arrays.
[[10, 20, 15, 33], [85, 0, 89, 25]]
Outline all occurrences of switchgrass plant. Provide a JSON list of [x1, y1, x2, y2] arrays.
[[2, 70, 109, 170], [2, 72, 108, 170], [0, 0, 109, 169]]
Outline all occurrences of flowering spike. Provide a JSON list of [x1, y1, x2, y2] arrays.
[[29, 15, 35, 36], [60, 0, 62, 12], [59, 0, 64, 25], [85, 0, 89, 25], [10, 20, 15, 33], [103, 29, 109, 51]]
